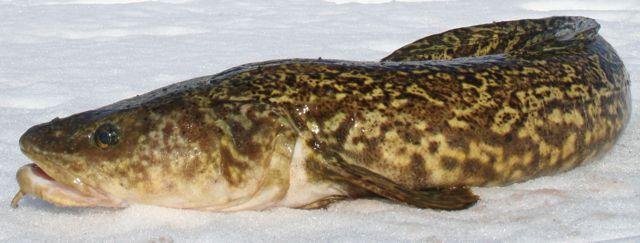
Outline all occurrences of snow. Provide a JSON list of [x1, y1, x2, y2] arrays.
[[1, 0, 639, 241]]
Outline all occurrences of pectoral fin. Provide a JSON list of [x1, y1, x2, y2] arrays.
[[318, 150, 479, 210]]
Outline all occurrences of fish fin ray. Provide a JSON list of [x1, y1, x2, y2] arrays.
[[296, 195, 348, 209], [382, 16, 599, 62], [318, 149, 478, 210]]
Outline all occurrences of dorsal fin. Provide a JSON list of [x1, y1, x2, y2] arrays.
[[382, 16, 600, 62]]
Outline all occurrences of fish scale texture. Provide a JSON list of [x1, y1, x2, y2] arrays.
[[1, 0, 640, 241]]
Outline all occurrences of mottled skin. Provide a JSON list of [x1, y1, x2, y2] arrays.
[[14, 16, 630, 210]]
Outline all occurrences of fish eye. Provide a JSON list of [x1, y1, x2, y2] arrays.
[[94, 123, 120, 149]]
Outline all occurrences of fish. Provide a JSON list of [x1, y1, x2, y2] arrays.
[[12, 16, 630, 211]]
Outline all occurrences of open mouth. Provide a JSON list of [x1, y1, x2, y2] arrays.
[[12, 163, 128, 208]]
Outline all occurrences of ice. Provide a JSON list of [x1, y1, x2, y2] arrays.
[[1, 0, 639, 241], [14, 0, 193, 5], [520, 0, 640, 11], [325, 0, 449, 4]]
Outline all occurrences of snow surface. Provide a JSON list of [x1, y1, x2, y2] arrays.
[[1, 0, 640, 241]]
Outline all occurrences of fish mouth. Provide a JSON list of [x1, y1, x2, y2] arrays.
[[14, 124, 128, 209], [12, 162, 128, 208]]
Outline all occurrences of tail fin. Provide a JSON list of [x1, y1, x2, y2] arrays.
[[382, 16, 600, 62]]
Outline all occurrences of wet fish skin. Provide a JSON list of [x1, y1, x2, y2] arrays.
[[14, 16, 631, 210]]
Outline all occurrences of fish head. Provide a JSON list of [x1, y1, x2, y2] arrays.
[[17, 106, 144, 208], [16, 88, 295, 210]]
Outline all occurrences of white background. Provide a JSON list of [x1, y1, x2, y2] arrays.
[[1, 0, 639, 241]]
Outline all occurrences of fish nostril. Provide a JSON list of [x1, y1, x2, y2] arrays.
[[19, 128, 34, 153], [19, 124, 48, 154]]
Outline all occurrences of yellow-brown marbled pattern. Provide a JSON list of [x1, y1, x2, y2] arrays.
[[15, 16, 630, 210], [382, 16, 600, 61]]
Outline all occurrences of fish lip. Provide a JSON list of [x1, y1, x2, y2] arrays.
[[17, 143, 128, 208]]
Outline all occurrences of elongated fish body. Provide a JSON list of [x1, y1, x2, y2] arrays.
[[13, 16, 630, 211]]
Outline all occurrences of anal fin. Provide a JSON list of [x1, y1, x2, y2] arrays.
[[319, 151, 478, 210]]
